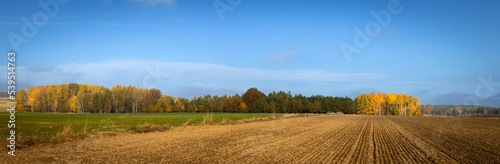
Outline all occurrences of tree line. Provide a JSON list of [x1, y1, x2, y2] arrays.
[[428, 105, 500, 116], [27, 84, 486, 116], [15, 84, 357, 114], [17, 84, 499, 116]]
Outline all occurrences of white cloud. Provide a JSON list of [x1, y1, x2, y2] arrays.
[[37, 60, 387, 81], [0, 60, 387, 92]]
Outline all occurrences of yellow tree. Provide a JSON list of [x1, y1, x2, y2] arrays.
[[239, 102, 247, 113], [369, 93, 378, 115], [408, 103, 416, 116], [77, 84, 91, 113], [53, 85, 62, 112], [46, 85, 54, 112], [414, 97, 421, 114], [371, 93, 384, 115], [356, 94, 373, 114], [407, 95, 418, 115], [56, 84, 70, 112], [38, 85, 48, 112], [380, 93, 388, 115], [69, 95, 79, 113], [396, 94, 407, 115], [387, 93, 397, 115], [407, 95, 414, 115], [27, 86, 40, 112], [15, 89, 27, 112], [415, 109, 422, 116], [165, 104, 172, 113], [404, 95, 411, 115]]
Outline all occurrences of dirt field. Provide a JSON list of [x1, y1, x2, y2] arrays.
[[4, 115, 500, 163]]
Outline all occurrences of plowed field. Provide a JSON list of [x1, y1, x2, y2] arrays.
[[4, 115, 500, 163]]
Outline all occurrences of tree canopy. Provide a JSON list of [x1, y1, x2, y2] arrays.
[[354, 93, 422, 116], [16, 84, 356, 114]]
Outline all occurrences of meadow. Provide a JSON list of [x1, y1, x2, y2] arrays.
[[0, 112, 283, 145]]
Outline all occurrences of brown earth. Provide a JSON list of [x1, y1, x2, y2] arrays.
[[3, 115, 500, 163]]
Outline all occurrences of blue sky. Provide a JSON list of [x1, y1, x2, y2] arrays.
[[1, 0, 500, 107]]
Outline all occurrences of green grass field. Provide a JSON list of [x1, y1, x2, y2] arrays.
[[0, 112, 283, 144]]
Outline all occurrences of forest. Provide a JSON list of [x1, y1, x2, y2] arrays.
[[13, 83, 500, 116], [15, 84, 356, 114], [429, 105, 500, 116]]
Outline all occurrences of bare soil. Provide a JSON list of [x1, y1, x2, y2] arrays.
[[3, 115, 500, 163]]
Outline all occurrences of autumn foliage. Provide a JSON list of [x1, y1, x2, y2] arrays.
[[354, 93, 422, 116], [16, 84, 357, 114], [16, 83, 425, 116], [241, 88, 266, 106], [16, 83, 167, 113]]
